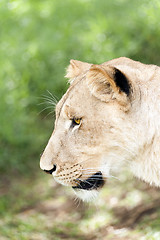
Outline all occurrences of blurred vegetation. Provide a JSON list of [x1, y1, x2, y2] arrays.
[[1, 0, 160, 239], [1, 0, 160, 173], [0, 0, 160, 172]]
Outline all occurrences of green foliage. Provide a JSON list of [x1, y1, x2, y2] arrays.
[[0, 0, 160, 172]]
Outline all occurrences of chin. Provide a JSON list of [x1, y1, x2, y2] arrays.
[[72, 171, 105, 202], [73, 188, 99, 202]]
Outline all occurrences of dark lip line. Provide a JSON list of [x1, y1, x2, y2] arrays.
[[72, 171, 104, 191]]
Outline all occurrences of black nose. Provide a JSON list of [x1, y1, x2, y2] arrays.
[[43, 164, 56, 174]]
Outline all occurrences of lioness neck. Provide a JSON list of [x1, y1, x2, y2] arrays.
[[130, 66, 160, 186]]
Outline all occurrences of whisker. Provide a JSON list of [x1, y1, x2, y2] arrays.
[[39, 99, 57, 107], [81, 167, 101, 170], [80, 176, 108, 180], [81, 170, 115, 176], [37, 106, 55, 116], [43, 109, 55, 119], [81, 168, 104, 173], [73, 180, 82, 188], [39, 94, 55, 102], [46, 90, 58, 103], [41, 95, 54, 101], [76, 158, 97, 165], [38, 90, 58, 111], [74, 196, 81, 208], [80, 173, 119, 181], [41, 95, 57, 103], [38, 90, 59, 118], [116, 144, 135, 157], [77, 173, 108, 179], [109, 175, 120, 180], [82, 179, 93, 186], [83, 177, 106, 181], [81, 172, 102, 176], [39, 99, 56, 108], [76, 153, 131, 166]]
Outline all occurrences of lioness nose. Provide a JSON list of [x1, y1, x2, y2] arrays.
[[43, 164, 57, 174]]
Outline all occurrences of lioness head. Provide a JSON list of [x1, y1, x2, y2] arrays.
[[40, 57, 159, 201]]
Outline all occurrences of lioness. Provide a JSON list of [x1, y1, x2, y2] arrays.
[[40, 57, 160, 201]]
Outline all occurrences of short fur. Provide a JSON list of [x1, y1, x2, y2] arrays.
[[40, 57, 160, 201]]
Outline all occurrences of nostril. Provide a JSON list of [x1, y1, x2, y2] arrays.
[[43, 164, 57, 174]]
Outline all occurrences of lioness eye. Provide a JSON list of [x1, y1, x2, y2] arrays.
[[71, 118, 81, 127], [74, 118, 81, 125]]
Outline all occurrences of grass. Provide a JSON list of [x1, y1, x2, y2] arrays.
[[1, 171, 160, 240]]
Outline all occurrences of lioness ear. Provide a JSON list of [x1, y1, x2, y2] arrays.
[[65, 59, 91, 83], [87, 65, 131, 109]]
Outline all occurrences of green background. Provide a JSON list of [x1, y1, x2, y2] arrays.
[[1, 0, 160, 173], [1, 0, 160, 239]]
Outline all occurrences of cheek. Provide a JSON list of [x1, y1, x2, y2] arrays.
[[75, 124, 105, 146], [65, 120, 71, 129]]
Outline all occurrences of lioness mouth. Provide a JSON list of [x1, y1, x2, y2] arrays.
[[72, 171, 104, 190]]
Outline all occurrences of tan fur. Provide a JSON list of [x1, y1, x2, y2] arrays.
[[65, 59, 91, 83], [40, 57, 160, 201]]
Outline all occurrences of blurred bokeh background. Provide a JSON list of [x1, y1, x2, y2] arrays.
[[1, 0, 160, 239]]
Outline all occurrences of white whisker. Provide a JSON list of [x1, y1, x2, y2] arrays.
[[82, 179, 93, 186], [43, 110, 55, 119], [38, 90, 59, 118], [80, 176, 107, 181], [37, 105, 55, 116], [41, 96, 57, 105], [47, 90, 58, 102], [73, 195, 81, 208]]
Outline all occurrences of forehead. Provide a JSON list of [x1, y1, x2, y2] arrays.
[[55, 79, 91, 118]]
